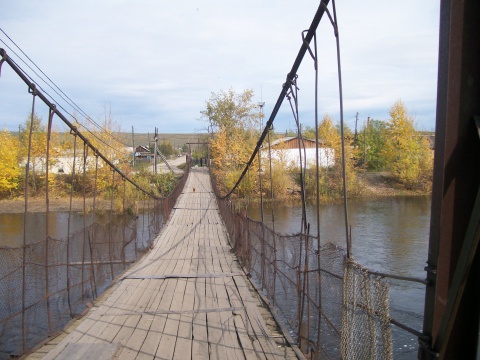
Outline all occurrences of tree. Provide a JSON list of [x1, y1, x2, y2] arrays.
[[383, 100, 433, 188], [159, 141, 175, 157], [359, 119, 388, 170], [201, 89, 261, 195], [304, 114, 359, 200], [318, 114, 340, 168], [0, 129, 21, 196], [20, 113, 48, 192]]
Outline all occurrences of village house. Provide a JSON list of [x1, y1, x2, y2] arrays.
[[134, 145, 152, 160], [263, 136, 335, 169]]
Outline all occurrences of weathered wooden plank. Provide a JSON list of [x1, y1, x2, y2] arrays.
[[136, 227, 188, 360], [52, 343, 120, 360], [213, 276, 246, 360], [172, 278, 194, 360], [125, 273, 243, 280], [192, 278, 209, 360], [204, 276, 228, 360], [152, 279, 185, 359], [38, 168, 291, 360], [156, 235, 191, 347], [86, 278, 160, 345], [229, 276, 285, 360]]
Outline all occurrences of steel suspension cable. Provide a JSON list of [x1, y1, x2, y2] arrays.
[[219, 0, 331, 199], [0, 48, 159, 200], [0, 31, 133, 149], [322, 0, 351, 257], [3, 54, 132, 156]]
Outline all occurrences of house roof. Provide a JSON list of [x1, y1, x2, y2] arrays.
[[270, 136, 322, 147], [136, 145, 150, 152]]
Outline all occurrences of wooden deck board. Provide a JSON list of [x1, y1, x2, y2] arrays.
[[32, 168, 293, 360]]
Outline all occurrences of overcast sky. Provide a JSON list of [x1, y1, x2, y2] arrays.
[[0, 1, 440, 135]]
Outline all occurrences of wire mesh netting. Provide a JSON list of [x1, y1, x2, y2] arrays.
[[214, 177, 393, 359], [0, 46, 193, 358], [0, 168, 188, 359], [341, 258, 393, 360]]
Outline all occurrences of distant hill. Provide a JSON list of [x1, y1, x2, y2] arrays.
[[8, 131, 210, 150], [130, 133, 210, 150]]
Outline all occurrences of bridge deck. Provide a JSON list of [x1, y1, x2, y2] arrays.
[[31, 167, 296, 360]]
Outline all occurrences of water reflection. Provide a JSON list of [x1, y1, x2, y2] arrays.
[[0, 210, 158, 359], [248, 196, 431, 359], [0, 212, 132, 247], [248, 196, 430, 277]]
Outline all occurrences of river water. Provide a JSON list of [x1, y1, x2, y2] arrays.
[[0, 210, 157, 359], [247, 196, 431, 359], [0, 196, 429, 359]]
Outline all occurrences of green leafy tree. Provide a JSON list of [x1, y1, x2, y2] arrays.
[[358, 119, 388, 170], [159, 141, 175, 157]]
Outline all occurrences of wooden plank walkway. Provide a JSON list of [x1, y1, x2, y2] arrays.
[[29, 167, 298, 360]]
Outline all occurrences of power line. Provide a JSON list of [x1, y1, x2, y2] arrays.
[[5, 55, 131, 156], [0, 28, 132, 150]]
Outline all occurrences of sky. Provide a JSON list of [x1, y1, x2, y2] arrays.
[[0, 0, 440, 135]]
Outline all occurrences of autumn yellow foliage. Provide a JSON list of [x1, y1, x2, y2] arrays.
[[383, 100, 433, 188], [0, 129, 21, 196], [203, 89, 260, 196]]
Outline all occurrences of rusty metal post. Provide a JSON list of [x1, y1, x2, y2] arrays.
[[22, 84, 36, 352], [135, 189, 140, 260], [66, 134, 77, 317], [267, 128, 278, 306], [90, 154, 99, 299], [256, 102, 267, 291], [109, 169, 115, 280], [81, 142, 88, 301], [82, 143, 96, 299], [306, 229, 311, 351], [420, 0, 480, 358], [122, 178, 126, 269], [299, 224, 311, 353], [297, 231, 304, 341], [45, 106, 54, 333]]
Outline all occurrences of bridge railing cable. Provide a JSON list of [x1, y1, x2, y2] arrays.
[[220, 0, 331, 200], [0, 48, 190, 358], [0, 30, 133, 153], [0, 48, 155, 199], [208, 0, 426, 358]]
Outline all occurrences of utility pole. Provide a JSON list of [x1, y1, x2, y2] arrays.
[[131, 126, 135, 167], [363, 117, 369, 166], [257, 101, 265, 290], [153, 127, 158, 175], [354, 112, 359, 148]]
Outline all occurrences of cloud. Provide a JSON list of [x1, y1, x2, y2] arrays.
[[0, 0, 439, 134]]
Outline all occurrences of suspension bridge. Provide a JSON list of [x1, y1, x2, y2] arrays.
[[0, 0, 479, 359], [27, 167, 298, 360]]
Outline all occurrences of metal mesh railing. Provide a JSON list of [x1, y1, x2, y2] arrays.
[[0, 48, 190, 359], [0, 172, 189, 359], [213, 176, 393, 359]]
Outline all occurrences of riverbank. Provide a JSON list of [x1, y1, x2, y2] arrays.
[[0, 197, 114, 214], [0, 171, 431, 213], [358, 171, 432, 197]]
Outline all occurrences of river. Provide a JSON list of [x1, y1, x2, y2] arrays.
[[247, 195, 431, 360], [0, 197, 429, 359], [0, 210, 157, 359]]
